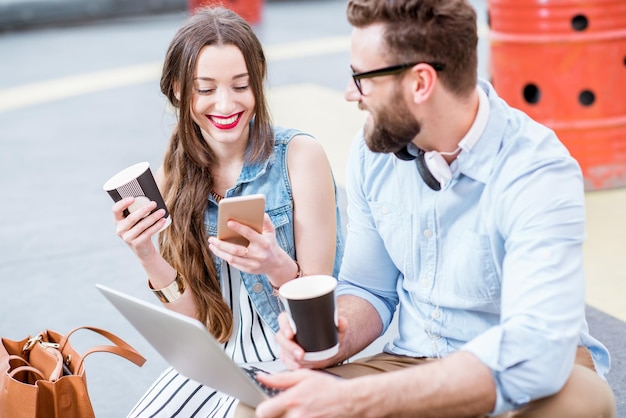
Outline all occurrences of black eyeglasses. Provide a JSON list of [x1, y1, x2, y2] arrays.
[[351, 62, 445, 95]]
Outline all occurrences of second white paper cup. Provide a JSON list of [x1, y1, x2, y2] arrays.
[[279, 275, 338, 361]]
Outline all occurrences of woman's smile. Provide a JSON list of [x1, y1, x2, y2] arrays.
[[209, 111, 243, 130]]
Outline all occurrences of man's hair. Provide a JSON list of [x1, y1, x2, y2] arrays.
[[346, 0, 478, 96], [158, 7, 273, 342]]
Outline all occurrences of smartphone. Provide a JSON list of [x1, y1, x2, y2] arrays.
[[217, 194, 265, 246]]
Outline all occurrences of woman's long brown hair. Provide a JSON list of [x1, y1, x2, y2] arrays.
[[158, 7, 273, 342]]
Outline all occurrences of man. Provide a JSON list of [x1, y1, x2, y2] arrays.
[[253, 0, 616, 416]]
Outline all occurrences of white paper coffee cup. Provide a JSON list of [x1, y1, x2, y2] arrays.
[[103, 162, 171, 233], [279, 275, 338, 361]]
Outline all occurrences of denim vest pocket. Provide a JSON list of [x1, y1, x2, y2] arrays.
[[267, 206, 294, 257]]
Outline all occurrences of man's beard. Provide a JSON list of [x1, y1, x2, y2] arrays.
[[363, 92, 421, 154]]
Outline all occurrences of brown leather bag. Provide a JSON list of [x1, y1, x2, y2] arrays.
[[0, 326, 146, 418]]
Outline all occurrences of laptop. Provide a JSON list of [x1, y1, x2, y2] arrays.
[[96, 284, 283, 408]]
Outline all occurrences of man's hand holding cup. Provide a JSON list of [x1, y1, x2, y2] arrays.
[[275, 275, 348, 370]]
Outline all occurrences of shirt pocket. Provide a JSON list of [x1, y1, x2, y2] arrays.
[[370, 201, 412, 273], [439, 230, 500, 309]]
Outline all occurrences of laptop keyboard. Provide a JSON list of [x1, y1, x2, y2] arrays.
[[240, 365, 283, 397]]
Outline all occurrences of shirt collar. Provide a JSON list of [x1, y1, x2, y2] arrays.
[[454, 79, 508, 185]]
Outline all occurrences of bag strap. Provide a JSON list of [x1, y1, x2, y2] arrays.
[[53, 326, 146, 374], [10, 365, 45, 383], [7, 354, 30, 368]]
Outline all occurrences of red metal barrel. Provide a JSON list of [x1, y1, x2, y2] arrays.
[[488, 0, 626, 190], [188, 0, 264, 25]]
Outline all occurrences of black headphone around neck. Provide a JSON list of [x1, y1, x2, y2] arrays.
[[392, 86, 491, 191], [394, 146, 449, 191]]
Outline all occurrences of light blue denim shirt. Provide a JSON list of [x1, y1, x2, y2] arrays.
[[337, 80, 610, 415], [205, 125, 344, 333]]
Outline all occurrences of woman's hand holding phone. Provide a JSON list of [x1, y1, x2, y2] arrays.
[[216, 194, 265, 246], [209, 213, 290, 277], [209, 194, 299, 283]]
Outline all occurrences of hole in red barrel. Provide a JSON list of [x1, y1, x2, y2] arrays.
[[523, 84, 541, 104], [579, 90, 595, 106], [571, 15, 588, 31]]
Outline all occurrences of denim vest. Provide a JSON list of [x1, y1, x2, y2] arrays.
[[204, 126, 344, 332]]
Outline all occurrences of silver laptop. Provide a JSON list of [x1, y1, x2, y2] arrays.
[[96, 284, 282, 408]]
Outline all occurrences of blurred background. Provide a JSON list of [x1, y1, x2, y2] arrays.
[[1, 0, 624, 416]]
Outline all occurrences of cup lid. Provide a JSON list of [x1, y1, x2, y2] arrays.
[[103, 162, 150, 191], [279, 275, 337, 300]]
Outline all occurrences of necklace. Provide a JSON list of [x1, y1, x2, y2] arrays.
[[211, 190, 223, 203]]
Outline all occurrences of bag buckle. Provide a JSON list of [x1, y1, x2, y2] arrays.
[[22, 335, 60, 352], [41, 342, 60, 349], [23, 335, 42, 351]]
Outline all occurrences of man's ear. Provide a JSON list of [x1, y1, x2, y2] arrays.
[[408, 63, 437, 105]]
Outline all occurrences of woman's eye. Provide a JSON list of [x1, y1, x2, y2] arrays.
[[234, 85, 249, 92], [196, 88, 215, 94]]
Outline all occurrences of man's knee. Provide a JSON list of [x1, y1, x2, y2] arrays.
[[512, 364, 615, 418]]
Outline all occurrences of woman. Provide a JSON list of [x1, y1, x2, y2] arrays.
[[111, 6, 344, 417]]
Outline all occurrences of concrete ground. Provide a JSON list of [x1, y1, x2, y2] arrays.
[[0, 0, 624, 416]]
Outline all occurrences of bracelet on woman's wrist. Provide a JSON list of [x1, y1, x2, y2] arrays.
[[149, 271, 186, 303], [270, 260, 303, 291]]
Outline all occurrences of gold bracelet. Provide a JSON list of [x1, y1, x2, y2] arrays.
[[149, 271, 186, 303], [294, 260, 304, 279], [270, 260, 303, 291]]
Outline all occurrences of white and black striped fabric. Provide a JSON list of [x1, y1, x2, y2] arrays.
[[128, 262, 281, 418]]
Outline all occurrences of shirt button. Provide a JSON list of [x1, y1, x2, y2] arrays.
[[432, 309, 440, 319], [422, 279, 431, 288], [252, 283, 264, 293], [423, 229, 433, 238], [381, 206, 389, 215]]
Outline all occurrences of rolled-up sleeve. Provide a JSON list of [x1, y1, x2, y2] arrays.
[[463, 320, 579, 414], [463, 149, 587, 414]]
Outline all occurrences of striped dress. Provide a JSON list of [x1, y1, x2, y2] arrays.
[[128, 262, 282, 418]]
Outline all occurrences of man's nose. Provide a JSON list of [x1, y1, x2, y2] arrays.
[[345, 78, 361, 102]]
